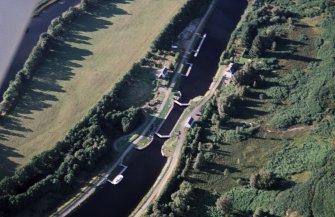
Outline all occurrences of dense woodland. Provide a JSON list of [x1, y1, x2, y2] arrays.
[[147, 0, 335, 216], [0, 0, 212, 216]]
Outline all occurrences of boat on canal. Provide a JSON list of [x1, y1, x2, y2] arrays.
[[110, 175, 124, 185]]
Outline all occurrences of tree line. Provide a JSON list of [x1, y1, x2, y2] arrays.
[[0, 67, 143, 215], [146, 126, 202, 217], [153, 0, 212, 51], [0, 0, 100, 115]]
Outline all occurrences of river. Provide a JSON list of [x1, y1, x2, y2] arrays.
[[69, 0, 247, 216]]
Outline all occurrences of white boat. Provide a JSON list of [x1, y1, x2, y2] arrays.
[[111, 174, 124, 185]]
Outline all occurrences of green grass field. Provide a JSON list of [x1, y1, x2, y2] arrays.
[[0, 0, 187, 178]]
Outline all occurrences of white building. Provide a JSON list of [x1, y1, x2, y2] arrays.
[[185, 117, 195, 128], [225, 63, 237, 78]]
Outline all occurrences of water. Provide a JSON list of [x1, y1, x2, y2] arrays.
[[71, 137, 167, 217], [69, 0, 247, 216], [0, 0, 80, 99], [157, 105, 185, 136], [178, 0, 246, 104]]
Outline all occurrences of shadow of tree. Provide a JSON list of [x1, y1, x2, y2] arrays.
[[0, 115, 32, 133], [205, 161, 240, 175], [0, 0, 134, 176], [267, 37, 320, 63], [267, 51, 321, 62], [11, 42, 92, 116], [186, 176, 208, 184], [229, 98, 268, 120], [0, 144, 23, 178]]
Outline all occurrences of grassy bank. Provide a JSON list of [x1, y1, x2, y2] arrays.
[[0, 0, 187, 177]]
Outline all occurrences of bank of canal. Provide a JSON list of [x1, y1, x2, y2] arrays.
[[68, 0, 247, 216]]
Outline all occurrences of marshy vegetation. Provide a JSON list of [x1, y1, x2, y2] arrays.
[[146, 0, 335, 216]]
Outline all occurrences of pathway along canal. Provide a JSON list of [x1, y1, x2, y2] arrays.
[[69, 0, 247, 216], [0, 0, 80, 99]]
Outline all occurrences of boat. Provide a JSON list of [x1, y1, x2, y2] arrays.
[[111, 174, 124, 185]]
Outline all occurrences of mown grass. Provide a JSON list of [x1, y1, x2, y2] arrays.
[[0, 0, 187, 177]]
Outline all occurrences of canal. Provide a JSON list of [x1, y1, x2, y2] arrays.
[[69, 0, 247, 216]]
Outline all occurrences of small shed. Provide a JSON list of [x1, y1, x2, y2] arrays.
[[185, 117, 195, 128], [225, 63, 238, 78], [157, 67, 169, 79]]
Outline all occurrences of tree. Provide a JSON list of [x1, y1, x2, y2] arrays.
[[241, 24, 256, 48], [250, 169, 277, 190], [249, 35, 263, 58], [211, 113, 220, 126], [170, 181, 193, 216], [235, 62, 255, 85], [64, 171, 75, 184], [79, 0, 99, 10], [79, 0, 89, 10], [216, 195, 233, 215], [121, 117, 131, 133], [217, 93, 229, 119], [193, 152, 205, 171], [169, 63, 175, 71]]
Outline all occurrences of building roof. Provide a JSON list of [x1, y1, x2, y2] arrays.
[[158, 67, 169, 78]]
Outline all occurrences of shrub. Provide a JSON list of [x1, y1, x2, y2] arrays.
[[253, 208, 267, 217], [216, 195, 233, 215], [270, 113, 295, 129], [250, 169, 277, 190], [193, 152, 205, 171], [79, 0, 99, 10], [169, 181, 194, 216], [61, 7, 82, 23], [249, 35, 264, 58], [240, 24, 257, 48]]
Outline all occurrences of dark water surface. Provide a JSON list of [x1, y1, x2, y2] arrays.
[[157, 105, 185, 136], [70, 137, 167, 217], [70, 0, 247, 216], [0, 0, 80, 99], [178, 0, 247, 104]]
